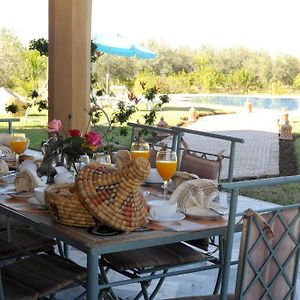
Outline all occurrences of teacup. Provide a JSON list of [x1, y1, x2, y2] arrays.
[[148, 200, 177, 219], [34, 186, 46, 205]]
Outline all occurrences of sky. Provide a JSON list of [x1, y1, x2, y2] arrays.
[[0, 0, 299, 57]]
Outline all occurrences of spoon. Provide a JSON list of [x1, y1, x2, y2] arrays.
[[209, 207, 227, 216], [143, 191, 165, 198]]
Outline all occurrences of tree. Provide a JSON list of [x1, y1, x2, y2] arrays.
[[0, 28, 25, 88], [273, 55, 300, 85], [140, 41, 196, 76], [225, 68, 260, 93], [29, 38, 48, 57], [192, 67, 223, 91]]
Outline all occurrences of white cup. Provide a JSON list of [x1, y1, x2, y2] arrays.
[[148, 200, 177, 219], [34, 186, 46, 205]]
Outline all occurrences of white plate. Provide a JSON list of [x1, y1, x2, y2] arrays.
[[185, 207, 224, 220], [148, 212, 185, 224], [27, 197, 47, 209]]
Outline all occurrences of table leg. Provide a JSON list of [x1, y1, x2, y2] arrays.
[[87, 251, 99, 300], [220, 189, 239, 300]]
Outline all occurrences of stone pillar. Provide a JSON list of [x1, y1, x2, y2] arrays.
[[245, 100, 253, 113], [188, 107, 198, 122], [48, 0, 92, 132]]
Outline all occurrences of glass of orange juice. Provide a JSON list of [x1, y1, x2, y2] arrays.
[[130, 141, 150, 160], [156, 150, 177, 200], [10, 133, 30, 172]]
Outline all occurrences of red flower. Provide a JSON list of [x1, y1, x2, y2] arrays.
[[69, 129, 81, 137]]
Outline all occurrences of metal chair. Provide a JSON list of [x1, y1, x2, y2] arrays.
[[165, 203, 300, 300], [99, 242, 222, 300], [0, 227, 57, 262], [103, 123, 228, 299], [0, 227, 87, 299]]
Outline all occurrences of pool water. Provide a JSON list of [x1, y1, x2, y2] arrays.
[[171, 94, 300, 111]]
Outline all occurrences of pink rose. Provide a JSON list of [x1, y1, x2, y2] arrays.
[[69, 129, 81, 137], [48, 119, 62, 132], [85, 131, 102, 147]]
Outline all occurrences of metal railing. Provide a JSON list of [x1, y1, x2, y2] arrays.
[[0, 118, 20, 134]]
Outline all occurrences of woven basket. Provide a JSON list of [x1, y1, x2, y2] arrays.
[[76, 158, 150, 232], [45, 183, 96, 227]]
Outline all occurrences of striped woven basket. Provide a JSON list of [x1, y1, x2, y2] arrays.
[[76, 158, 151, 232], [45, 183, 96, 227]]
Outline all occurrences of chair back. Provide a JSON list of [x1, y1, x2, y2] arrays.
[[179, 137, 224, 181], [235, 204, 300, 300]]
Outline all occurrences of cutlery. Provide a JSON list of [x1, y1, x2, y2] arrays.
[[209, 207, 226, 216], [143, 191, 165, 198]]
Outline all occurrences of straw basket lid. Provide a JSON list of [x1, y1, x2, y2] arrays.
[[76, 157, 151, 232]]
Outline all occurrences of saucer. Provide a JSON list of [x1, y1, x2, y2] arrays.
[[148, 212, 185, 224], [27, 197, 47, 209]]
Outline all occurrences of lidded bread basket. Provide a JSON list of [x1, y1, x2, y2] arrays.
[[45, 157, 150, 231], [45, 183, 96, 227]]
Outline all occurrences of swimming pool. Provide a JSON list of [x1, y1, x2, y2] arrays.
[[170, 94, 300, 111]]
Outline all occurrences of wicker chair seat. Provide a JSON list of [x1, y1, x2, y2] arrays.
[[2, 253, 87, 300], [0, 228, 56, 260], [166, 295, 234, 300], [103, 243, 207, 273]]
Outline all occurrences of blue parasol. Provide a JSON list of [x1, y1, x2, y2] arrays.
[[93, 33, 156, 59], [92, 34, 156, 94]]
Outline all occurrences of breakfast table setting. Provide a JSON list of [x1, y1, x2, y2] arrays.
[[0, 133, 280, 299]]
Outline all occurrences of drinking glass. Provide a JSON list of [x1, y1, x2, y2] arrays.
[[93, 153, 112, 166], [130, 141, 150, 160], [10, 133, 30, 172], [156, 150, 177, 200]]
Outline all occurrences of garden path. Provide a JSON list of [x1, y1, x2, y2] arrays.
[[184, 111, 280, 179]]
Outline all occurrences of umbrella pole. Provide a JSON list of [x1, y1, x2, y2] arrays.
[[105, 62, 110, 95]]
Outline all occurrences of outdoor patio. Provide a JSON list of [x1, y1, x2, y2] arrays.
[[53, 111, 299, 299]]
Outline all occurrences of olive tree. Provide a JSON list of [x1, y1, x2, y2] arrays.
[[0, 28, 24, 88]]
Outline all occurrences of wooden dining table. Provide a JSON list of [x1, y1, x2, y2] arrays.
[[0, 182, 279, 300]]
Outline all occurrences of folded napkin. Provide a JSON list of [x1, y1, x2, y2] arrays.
[[170, 178, 219, 213], [15, 169, 46, 193], [0, 159, 9, 176]]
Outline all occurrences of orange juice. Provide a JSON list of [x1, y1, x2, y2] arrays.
[[156, 160, 177, 181], [131, 150, 150, 160], [10, 140, 27, 154]]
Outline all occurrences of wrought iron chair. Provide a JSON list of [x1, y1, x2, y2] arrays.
[[100, 123, 230, 299], [165, 203, 300, 300], [99, 242, 222, 300], [0, 227, 87, 299]]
